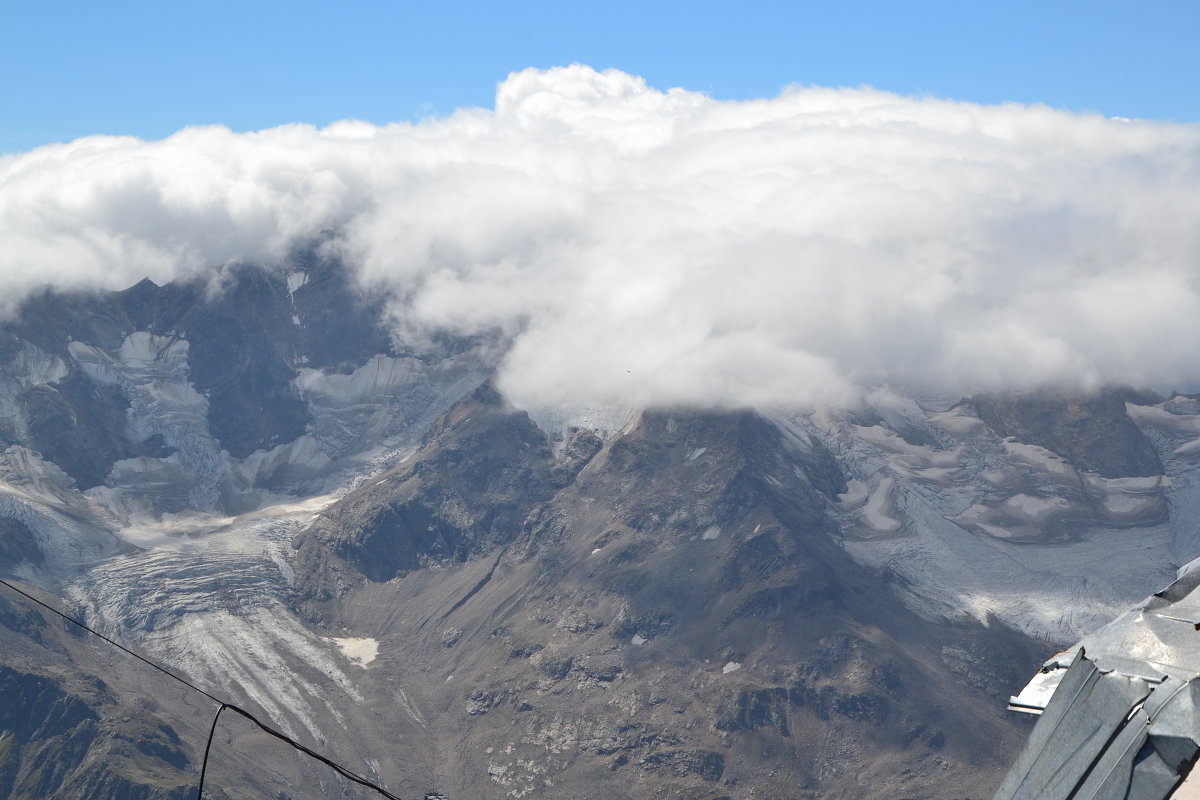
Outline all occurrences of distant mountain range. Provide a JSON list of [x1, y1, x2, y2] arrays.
[[3, 258, 1199, 799]]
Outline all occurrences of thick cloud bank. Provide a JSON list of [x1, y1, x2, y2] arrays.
[[2, 65, 1199, 412]]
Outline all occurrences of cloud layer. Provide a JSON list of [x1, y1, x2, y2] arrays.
[[3, 65, 1199, 413]]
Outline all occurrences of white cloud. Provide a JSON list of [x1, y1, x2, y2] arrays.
[[2, 65, 1199, 415]]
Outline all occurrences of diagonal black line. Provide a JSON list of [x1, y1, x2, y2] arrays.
[[0, 577, 404, 800], [215, 704, 403, 800], [0, 576, 222, 704]]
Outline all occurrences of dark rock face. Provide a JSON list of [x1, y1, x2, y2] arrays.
[[175, 268, 309, 458], [0, 663, 193, 800], [638, 749, 726, 782], [287, 251, 394, 372], [294, 383, 574, 586], [972, 388, 1164, 478], [0, 519, 43, 571], [714, 688, 793, 736], [17, 371, 141, 490], [0, 254, 395, 487], [0, 665, 99, 745]]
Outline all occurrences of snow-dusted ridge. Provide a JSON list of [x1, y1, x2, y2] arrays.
[[0, 329, 489, 744], [7, 308, 1200, 784], [781, 394, 1200, 641], [11, 323, 1200, 662]]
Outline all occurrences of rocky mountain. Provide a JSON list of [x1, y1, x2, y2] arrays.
[[3, 261, 1199, 799], [0, 586, 197, 800]]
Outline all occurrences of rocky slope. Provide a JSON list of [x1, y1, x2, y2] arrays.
[[292, 401, 1047, 799], [2, 262, 1199, 798], [0, 586, 198, 800]]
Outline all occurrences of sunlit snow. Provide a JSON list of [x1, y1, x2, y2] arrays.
[[329, 637, 379, 668]]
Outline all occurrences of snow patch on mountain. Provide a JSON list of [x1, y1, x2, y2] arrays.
[[0, 446, 123, 581], [0, 343, 68, 440], [329, 637, 379, 668], [70, 490, 365, 743], [294, 351, 489, 471], [781, 397, 1200, 642], [71, 334, 228, 513]]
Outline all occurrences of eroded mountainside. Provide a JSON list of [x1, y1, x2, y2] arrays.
[[3, 262, 1199, 799]]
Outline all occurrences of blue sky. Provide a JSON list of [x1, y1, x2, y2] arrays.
[[2, 0, 1197, 154]]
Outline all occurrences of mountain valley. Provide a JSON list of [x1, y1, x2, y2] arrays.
[[3, 261, 1199, 799]]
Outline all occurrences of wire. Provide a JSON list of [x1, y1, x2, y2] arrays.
[[197, 703, 403, 800], [0, 576, 221, 703], [197, 703, 227, 799], [0, 576, 404, 800]]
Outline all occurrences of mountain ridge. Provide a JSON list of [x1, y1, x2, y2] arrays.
[[2, 264, 1196, 798]]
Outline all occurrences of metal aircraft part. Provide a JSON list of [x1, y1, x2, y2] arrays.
[[997, 560, 1200, 799]]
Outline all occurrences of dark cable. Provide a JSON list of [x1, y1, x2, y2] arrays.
[[0, 577, 403, 800], [0, 576, 221, 703], [201, 703, 403, 800], [196, 703, 227, 800]]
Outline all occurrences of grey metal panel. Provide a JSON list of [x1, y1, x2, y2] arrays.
[[1069, 708, 1150, 800], [1126, 751, 1182, 800], [996, 656, 1103, 800], [1147, 680, 1200, 772], [1028, 673, 1151, 800], [1011, 667, 1072, 714], [1084, 652, 1169, 684], [1142, 677, 1188, 720], [995, 654, 1152, 800], [1082, 608, 1200, 680], [999, 562, 1200, 800], [1151, 612, 1200, 627], [1144, 596, 1200, 622]]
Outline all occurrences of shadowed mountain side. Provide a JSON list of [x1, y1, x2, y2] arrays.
[[0, 255, 395, 487], [0, 519, 43, 570], [16, 371, 170, 490], [292, 383, 601, 591], [970, 388, 1164, 479], [0, 587, 200, 800], [0, 582, 424, 800], [294, 407, 1052, 799]]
